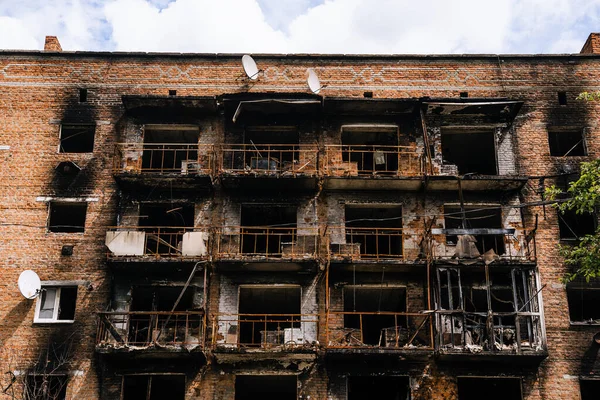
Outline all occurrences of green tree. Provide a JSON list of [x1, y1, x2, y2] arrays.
[[546, 159, 600, 282]]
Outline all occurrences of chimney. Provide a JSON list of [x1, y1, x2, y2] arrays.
[[44, 36, 62, 52], [580, 33, 600, 54]]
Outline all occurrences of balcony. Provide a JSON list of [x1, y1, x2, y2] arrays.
[[325, 312, 433, 358], [429, 229, 537, 265], [113, 143, 214, 192], [96, 311, 205, 357], [328, 227, 425, 270], [324, 145, 423, 190], [218, 144, 319, 190], [215, 226, 320, 272], [435, 310, 546, 362], [209, 313, 318, 353], [105, 226, 209, 263]]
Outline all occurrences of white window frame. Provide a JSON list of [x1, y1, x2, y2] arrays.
[[34, 286, 77, 324]]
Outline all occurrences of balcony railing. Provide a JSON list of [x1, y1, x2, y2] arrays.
[[324, 145, 422, 177], [219, 144, 318, 176], [430, 230, 537, 263], [210, 313, 318, 350], [114, 143, 214, 175], [96, 311, 204, 349], [435, 310, 544, 354], [105, 226, 209, 258], [326, 312, 433, 350], [215, 226, 319, 260], [328, 227, 423, 261]]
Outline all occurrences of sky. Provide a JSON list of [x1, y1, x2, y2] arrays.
[[0, 0, 599, 54]]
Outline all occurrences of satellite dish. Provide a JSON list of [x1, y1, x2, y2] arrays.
[[307, 68, 323, 94], [18, 270, 41, 300], [242, 55, 260, 80]]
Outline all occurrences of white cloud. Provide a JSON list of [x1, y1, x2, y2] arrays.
[[0, 0, 599, 53]]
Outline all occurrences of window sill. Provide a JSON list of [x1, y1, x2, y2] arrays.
[[33, 319, 75, 324], [569, 321, 600, 327]]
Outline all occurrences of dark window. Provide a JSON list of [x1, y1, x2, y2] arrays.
[[558, 91, 567, 105], [457, 377, 522, 400], [566, 281, 600, 324], [341, 130, 399, 175], [235, 375, 296, 400], [122, 375, 185, 400], [26, 374, 67, 400], [441, 131, 497, 175], [240, 205, 296, 255], [59, 124, 95, 153], [169, 90, 177, 96], [344, 205, 403, 257], [460, 92, 469, 98], [348, 376, 410, 400], [444, 206, 505, 255], [580, 380, 600, 400], [548, 131, 586, 156], [142, 126, 199, 173], [48, 202, 87, 233], [557, 209, 596, 240], [36, 287, 77, 322], [79, 88, 87, 102]]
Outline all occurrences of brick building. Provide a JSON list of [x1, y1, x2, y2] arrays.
[[1, 33, 599, 399]]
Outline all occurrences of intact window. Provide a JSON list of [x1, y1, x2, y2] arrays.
[[566, 281, 600, 324], [26, 374, 67, 400], [34, 286, 77, 323], [548, 130, 586, 156], [48, 202, 87, 233], [59, 124, 95, 153]]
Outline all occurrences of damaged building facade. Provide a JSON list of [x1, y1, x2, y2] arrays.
[[1, 33, 600, 399]]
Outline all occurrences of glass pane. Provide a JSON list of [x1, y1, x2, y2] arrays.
[[39, 288, 57, 319]]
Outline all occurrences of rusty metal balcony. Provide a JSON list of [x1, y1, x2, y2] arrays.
[[218, 144, 319, 190], [112, 143, 214, 191], [325, 312, 433, 356], [105, 226, 209, 262], [429, 229, 537, 264], [324, 145, 423, 190], [215, 226, 320, 271], [209, 313, 319, 352], [96, 311, 205, 354]]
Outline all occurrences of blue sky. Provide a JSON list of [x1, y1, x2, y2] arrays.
[[0, 0, 599, 54]]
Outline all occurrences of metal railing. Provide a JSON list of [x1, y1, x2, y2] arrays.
[[435, 311, 544, 354], [326, 312, 433, 350], [328, 227, 410, 260], [219, 144, 318, 176], [215, 226, 319, 260], [105, 226, 209, 258], [324, 145, 422, 177], [96, 311, 204, 348], [210, 313, 319, 350], [430, 230, 537, 262], [114, 143, 214, 175]]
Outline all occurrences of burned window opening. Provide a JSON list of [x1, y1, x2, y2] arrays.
[[130, 286, 196, 312], [436, 267, 541, 352], [441, 130, 497, 175], [341, 130, 399, 175], [48, 202, 87, 233], [235, 375, 297, 400], [566, 281, 600, 324], [35, 286, 77, 323], [122, 375, 185, 400], [138, 203, 194, 255], [343, 287, 406, 346], [240, 205, 296, 255], [79, 88, 87, 103], [344, 205, 403, 258], [59, 124, 95, 153], [234, 127, 300, 172], [141, 126, 200, 173], [460, 92, 469, 98], [557, 209, 596, 240], [557, 91, 567, 105], [580, 379, 600, 400], [347, 376, 410, 400], [444, 206, 505, 256], [457, 377, 523, 400], [168, 90, 177, 96], [238, 286, 301, 346], [26, 374, 68, 400], [548, 130, 586, 156]]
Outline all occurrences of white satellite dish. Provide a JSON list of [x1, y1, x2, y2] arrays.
[[307, 68, 323, 94], [242, 55, 260, 80], [18, 270, 41, 300]]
